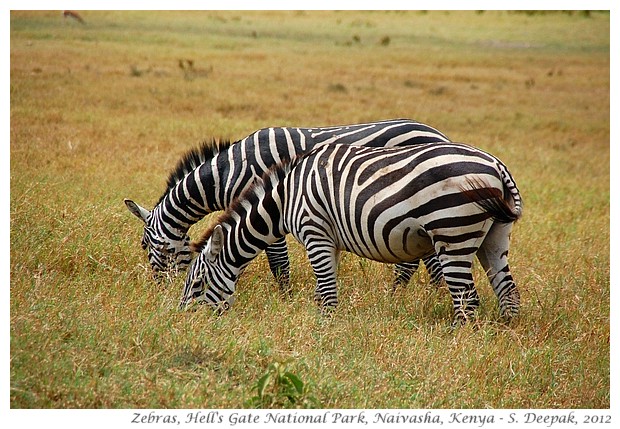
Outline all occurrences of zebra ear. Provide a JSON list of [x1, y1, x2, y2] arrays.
[[207, 225, 224, 261], [124, 199, 150, 223]]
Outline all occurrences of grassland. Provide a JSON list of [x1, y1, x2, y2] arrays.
[[10, 10, 610, 409]]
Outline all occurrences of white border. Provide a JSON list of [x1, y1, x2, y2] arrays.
[[5, 2, 616, 426]]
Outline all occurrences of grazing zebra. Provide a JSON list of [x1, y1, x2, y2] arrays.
[[181, 142, 522, 325], [125, 119, 449, 289]]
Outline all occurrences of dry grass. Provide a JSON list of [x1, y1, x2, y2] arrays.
[[10, 10, 609, 409]]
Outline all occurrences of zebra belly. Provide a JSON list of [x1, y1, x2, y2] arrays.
[[336, 218, 434, 264]]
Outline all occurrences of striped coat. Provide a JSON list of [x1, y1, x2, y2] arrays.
[[182, 142, 522, 324]]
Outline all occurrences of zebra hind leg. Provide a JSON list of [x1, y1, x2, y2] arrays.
[[476, 222, 520, 323], [392, 261, 420, 291], [435, 247, 479, 326], [392, 255, 444, 291], [265, 237, 292, 296], [421, 253, 444, 288]]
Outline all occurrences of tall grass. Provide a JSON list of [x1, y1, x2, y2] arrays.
[[10, 10, 609, 409]]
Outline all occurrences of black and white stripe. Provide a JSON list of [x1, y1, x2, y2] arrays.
[[125, 119, 449, 287], [182, 142, 522, 325]]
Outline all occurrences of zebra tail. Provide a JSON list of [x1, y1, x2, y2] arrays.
[[461, 177, 522, 224]]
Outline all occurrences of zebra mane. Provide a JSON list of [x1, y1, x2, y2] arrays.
[[190, 158, 295, 253], [157, 138, 234, 205]]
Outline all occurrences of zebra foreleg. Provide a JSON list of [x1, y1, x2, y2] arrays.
[[306, 244, 340, 313], [264, 237, 291, 295]]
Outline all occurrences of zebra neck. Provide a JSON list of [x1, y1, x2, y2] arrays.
[[222, 186, 288, 271], [155, 193, 210, 234], [223, 219, 286, 270], [156, 160, 226, 233]]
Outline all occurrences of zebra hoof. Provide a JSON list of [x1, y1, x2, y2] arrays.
[[279, 283, 293, 298], [450, 317, 466, 329], [318, 304, 336, 318], [451, 308, 476, 328], [499, 311, 520, 326], [499, 294, 521, 324]]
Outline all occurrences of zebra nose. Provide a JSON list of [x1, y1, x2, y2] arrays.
[[178, 294, 198, 311], [178, 300, 189, 311]]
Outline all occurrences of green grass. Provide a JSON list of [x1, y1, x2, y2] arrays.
[[10, 10, 609, 409]]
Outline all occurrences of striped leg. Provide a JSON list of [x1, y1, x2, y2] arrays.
[[392, 261, 420, 290], [435, 245, 479, 326], [306, 243, 340, 311], [392, 255, 444, 290], [264, 237, 291, 294], [423, 254, 445, 287], [476, 222, 520, 322]]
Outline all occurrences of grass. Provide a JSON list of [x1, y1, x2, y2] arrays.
[[10, 10, 610, 409]]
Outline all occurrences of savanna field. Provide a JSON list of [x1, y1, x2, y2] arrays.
[[10, 11, 610, 410]]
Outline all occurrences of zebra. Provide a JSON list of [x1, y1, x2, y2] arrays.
[[124, 119, 449, 289], [181, 142, 522, 325]]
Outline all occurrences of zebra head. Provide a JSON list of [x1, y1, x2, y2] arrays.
[[124, 199, 193, 278], [179, 224, 236, 312]]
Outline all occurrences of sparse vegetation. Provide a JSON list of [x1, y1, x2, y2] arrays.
[[246, 359, 321, 408], [10, 10, 609, 409]]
